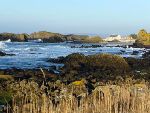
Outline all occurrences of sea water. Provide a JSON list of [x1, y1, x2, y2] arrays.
[[0, 41, 147, 69]]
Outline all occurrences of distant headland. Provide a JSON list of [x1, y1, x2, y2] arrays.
[[0, 30, 150, 47]]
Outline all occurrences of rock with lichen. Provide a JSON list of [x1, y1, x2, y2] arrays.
[[134, 29, 150, 47]]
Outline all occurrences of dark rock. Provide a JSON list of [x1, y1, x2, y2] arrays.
[[48, 57, 66, 63], [132, 51, 139, 55], [49, 66, 57, 70], [61, 53, 130, 81], [0, 51, 15, 56], [143, 50, 150, 58], [0, 51, 6, 56], [120, 50, 126, 53]]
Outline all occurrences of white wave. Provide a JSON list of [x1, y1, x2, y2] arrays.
[[0, 39, 11, 43], [28, 39, 43, 42], [5, 39, 11, 42], [0, 42, 6, 49]]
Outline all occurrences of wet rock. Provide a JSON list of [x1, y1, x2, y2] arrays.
[[49, 66, 57, 70], [0, 51, 6, 56], [71, 44, 102, 48], [120, 50, 126, 53], [0, 51, 15, 56], [142, 50, 150, 58], [48, 57, 66, 63], [132, 51, 139, 55]]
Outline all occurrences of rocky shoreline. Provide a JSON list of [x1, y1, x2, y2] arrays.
[[0, 51, 150, 112], [0, 50, 149, 82]]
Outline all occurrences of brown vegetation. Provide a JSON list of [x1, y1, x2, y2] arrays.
[[1, 80, 150, 113]]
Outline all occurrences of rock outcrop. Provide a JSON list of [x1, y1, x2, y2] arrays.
[[0, 31, 104, 43], [30, 31, 65, 43], [32, 32, 104, 43], [134, 29, 150, 48], [0, 33, 29, 42]]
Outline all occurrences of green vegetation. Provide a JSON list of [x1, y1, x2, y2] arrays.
[[0, 75, 13, 105], [0, 91, 12, 105]]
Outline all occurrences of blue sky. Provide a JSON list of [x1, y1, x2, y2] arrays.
[[0, 0, 150, 36]]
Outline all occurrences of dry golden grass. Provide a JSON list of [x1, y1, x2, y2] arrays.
[[0, 75, 14, 80], [5, 80, 150, 113]]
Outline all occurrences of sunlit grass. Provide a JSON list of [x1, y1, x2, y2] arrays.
[[4, 80, 150, 113]]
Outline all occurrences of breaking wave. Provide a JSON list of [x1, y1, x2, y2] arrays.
[[0, 42, 6, 49]]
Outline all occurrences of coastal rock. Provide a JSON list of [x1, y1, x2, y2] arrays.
[[71, 44, 102, 48], [0, 51, 15, 56], [142, 50, 150, 58], [132, 51, 139, 55], [30, 31, 65, 43], [0, 33, 29, 42], [0, 51, 6, 56], [0, 31, 104, 43], [48, 57, 66, 63], [61, 53, 130, 81], [134, 29, 150, 48]]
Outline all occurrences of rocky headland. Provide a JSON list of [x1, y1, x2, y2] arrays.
[[134, 29, 150, 48], [0, 31, 104, 43]]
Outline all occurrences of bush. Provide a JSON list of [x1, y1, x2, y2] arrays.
[[61, 53, 130, 81]]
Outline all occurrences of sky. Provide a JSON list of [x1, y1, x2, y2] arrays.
[[0, 0, 150, 37]]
